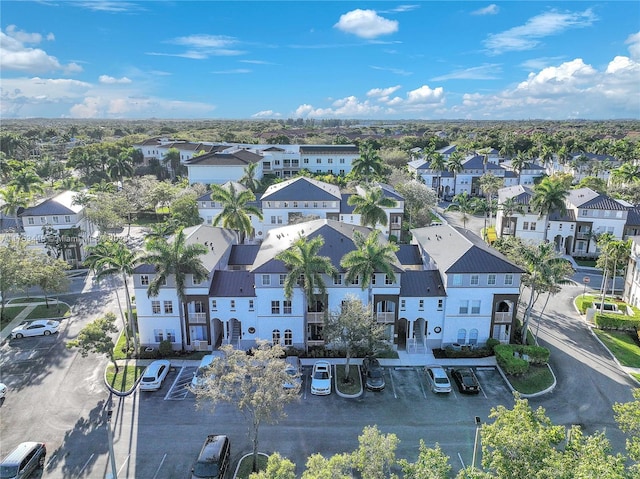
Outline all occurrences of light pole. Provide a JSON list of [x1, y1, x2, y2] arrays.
[[472, 416, 482, 469], [106, 393, 118, 479]]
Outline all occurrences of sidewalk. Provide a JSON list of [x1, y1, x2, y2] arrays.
[[0, 299, 66, 343]]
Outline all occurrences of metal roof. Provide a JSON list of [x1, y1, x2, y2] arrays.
[[400, 270, 445, 297]]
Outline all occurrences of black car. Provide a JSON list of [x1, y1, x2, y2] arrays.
[[451, 368, 480, 394], [361, 356, 385, 391]]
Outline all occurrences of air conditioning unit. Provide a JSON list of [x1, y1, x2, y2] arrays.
[[194, 340, 209, 351]]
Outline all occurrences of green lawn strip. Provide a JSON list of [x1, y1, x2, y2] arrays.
[[106, 364, 146, 392], [26, 303, 71, 320], [334, 363, 362, 395], [631, 372, 640, 383], [507, 364, 555, 395], [234, 453, 269, 479], [1, 306, 24, 326], [593, 330, 640, 368], [575, 259, 597, 267], [8, 297, 47, 304]]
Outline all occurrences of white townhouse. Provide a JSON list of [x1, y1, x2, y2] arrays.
[[185, 147, 264, 185], [339, 183, 405, 240], [19, 190, 94, 267], [298, 145, 359, 177], [500, 161, 546, 188], [495, 185, 546, 243], [411, 225, 524, 346], [132, 219, 523, 353], [623, 236, 640, 309]]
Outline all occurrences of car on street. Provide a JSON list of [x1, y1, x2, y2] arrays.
[[140, 360, 171, 391], [310, 360, 332, 395], [283, 356, 302, 390], [361, 356, 385, 391], [191, 434, 230, 479], [0, 441, 46, 479], [0, 383, 6, 399], [425, 365, 452, 393], [451, 368, 480, 394], [11, 320, 60, 339]]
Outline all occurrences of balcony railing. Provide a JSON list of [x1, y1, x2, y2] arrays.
[[376, 312, 395, 323], [189, 312, 207, 324], [494, 311, 511, 323], [306, 312, 326, 324]]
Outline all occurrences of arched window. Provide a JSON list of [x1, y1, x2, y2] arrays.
[[469, 329, 479, 345], [272, 329, 281, 345], [457, 328, 467, 344], [284, 329, 293, 346]]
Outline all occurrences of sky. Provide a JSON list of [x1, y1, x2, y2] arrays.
[[1, 1, 639, 121]]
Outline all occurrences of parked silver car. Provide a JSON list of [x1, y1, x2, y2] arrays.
[[11, 320, 60, 339]]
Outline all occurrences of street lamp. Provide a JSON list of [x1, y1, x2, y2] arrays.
[[472, 416, 482, 469], [105, 394, 118, 479]]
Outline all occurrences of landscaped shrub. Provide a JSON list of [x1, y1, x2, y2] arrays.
[[525, 345, 551, 365], [495, 345, 529, 375], [580, 301, 593, 314], [444, 346, 494, 358], [485, 338, 500, 351], [158, 339, 173, 357], [595, 314, 640, 330], [139, 348, 159, 359]]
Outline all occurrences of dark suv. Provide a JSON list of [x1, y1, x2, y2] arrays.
[[361, 356, 385, 391], [191, 435, 230, 479], [0, 442, 46, 479]]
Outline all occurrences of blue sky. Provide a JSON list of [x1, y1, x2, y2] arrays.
[[1, 1, 639, 120]]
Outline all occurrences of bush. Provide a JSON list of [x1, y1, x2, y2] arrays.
[[494, 344, 551, 375], [444, 346, 494, 358], [485, 338, 500, 351], [595, 314, 640, 330], [158, 340, 173, 357], [581, 301, 593, 314], [139, 348, 159, 359]]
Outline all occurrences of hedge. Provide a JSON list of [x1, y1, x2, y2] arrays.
[[495, 344, 551, 375], [594, 314, 640, 330]]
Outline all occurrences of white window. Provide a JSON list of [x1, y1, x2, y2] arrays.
[[152, 300, 161, 314], [230, 300, 236, 310], [211, 300, 217, 311], [293, 201, 298, 208], [279, 274, 287, 286], [140, 275, 149, 286], [530, 222, 536, 231], [262, 274, 271, 286], [316, 158, 321, 164], [272, 329, 281, 345], [339, 158, 345, 164], [303, 158, 309, 164], [52, 216, 59, 223], [505, 274, 513, 285], [400, 300, 406, 310], [488, 274, 496, 285], [154, 329, 164, 342], [283, 300, 292, 314], [469, 329, 479, 345], [192, 275, 202, 285], [459, 300, 469, 314], [64, 215, 71, 223], [452, 274, 462, 286], [385, 274, 393, 285], [166, 329, 176, 342], [163, 301, 173, 314], [27, 217, 34, 225], [371, 274, 377, 285], [581, 209, 589, 216], [249, 300, 254, 311], [471, 300, 481, 314], [284, 329, 293, 346], [328, 158, 333, 164], [351, 275, 359, 285], [437, 299, 443, 311], [40, 217, 46, 224], [419, 299, 424, 310], [523, 221, 529, 230], [333, 274, 342, 285], [470, 275, 479, 285], [457, 329, 467, 344], [271, 301, 280, 314]]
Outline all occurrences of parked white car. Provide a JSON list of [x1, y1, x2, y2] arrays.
[[425, 365, 452, 393], [11, 320, 60, 339], [140, 360, 171, 391], [311, 361, 332, 395]]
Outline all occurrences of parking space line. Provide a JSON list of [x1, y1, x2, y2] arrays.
[[78, 453, 94, 476], [388, 368, 398, 399], [117, 454, 131, 476], [414, 368, 427, 399], [152, 453, 167, 479], [472, 369, 488, 399]]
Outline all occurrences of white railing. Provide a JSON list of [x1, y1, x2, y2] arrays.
[[190, 312, 207, 324], [494, 311, 511, 323], [307, 312, 325, 324], [376, 312, 395, 323]]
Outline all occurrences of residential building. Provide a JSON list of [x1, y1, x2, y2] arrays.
[[623, 236, 640, 309]]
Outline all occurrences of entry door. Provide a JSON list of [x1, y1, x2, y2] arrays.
[[397, 319, 407, 349]]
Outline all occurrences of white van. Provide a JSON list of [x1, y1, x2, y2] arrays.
[[191, 355, 215, 388]]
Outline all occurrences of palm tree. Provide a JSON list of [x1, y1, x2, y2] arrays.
[[340, 230, 399, 307], [239, 162, 261, 193], [70, 151, 100, 179], [478, 173, 504, 227], [347, 186, 396, 229], [142, 228, 209, 350], [530, 177, 569, 242], [276, 235, 336, 349], [352, 144, 384, 183], [498, 197, 525, 235], [445, 191, 475, 230], [210, 182, 263, 243], [611, 163, 640, 187], [446, 151, 464, 195], [107, 150, 135, 185], [163, 147, 183, 180], [510, 150, 529, 185], [0, 185, 29, 232], [10, 167, 43, 196], [84, 238, 140, 352], [429, 152, 446, 198]]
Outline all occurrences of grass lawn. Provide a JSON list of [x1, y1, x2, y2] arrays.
[[234, 453, 269, 479], [334, 363, 362, 396], [575, 259, 598, 267], [593, 329, 640, 368], [106, 364, 146, 392], [1, 306, 23, 328], [8, 297, 47, 304], [507, 364, 555, 394], [26, 303, 70, 319]]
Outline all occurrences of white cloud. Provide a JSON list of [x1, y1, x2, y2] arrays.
[[334, 9, 399, 39], [211, 69, 251, 74], [515, 59, 596, 96], [370, 65, 412, 76], [69, 96, 215, 118], [520, 57, 566, 71], [626, 31, 640, 60], [472, 4, 499, 16], [75, 2, 143, 13], [0, 26, 82, 74], [484, 9, 597, 54], [405, 85, 445, 104], [252, 110, 281, 118], [431, 64, 502, 81], [367, 86, 402, 97], [150, 34, 245, 59], [99, 75, 132, 84], [172, 34, 238, 49]]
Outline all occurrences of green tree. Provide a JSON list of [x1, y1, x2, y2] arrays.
[[9, 167, 43, 196], [445, 191, 476, 230], [510, 151, 530, 184], [340, 230, 399, 306], [0, 185, 29, 232], [446, 151, 465, 195], [84, 238, 140, 352], [107, 149, 135, 184], [347, 186, 396, 228], [142, 227, 208, 350], [395, 179, 437, 228], [170, 192, 203, 228], [530, 177, 569, 242], [249, 453, 296, 479], [428, 151, 446, 198], [350, 425, 399, 479], [0, 239, 30, 319], [67, 312, 119, 372], [191, 341, 300, 473], [240, 162, 261, 193], [498, 197, 525, 235], [611, 162, 640, 187], [399, 440, 451, 479], [34, 255, 70, 309], [162, 147, 185, 179], [302, 453, 352, 479], [613, 388, 640, 475], [352, 144, 384, 183], [478, 173, 504, 227], [578, 176, 608, 193], [210, 182, 263, 243], [323, 295, 388, 380]]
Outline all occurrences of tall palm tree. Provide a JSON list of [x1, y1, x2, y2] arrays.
[[84, 238, 140, 352], [239, 162, 261, 193], [9, 167, 43, 196], [352, 144, 384, 183], [340, 230, 399, 307], [446, 151, 464, 195], [142, 228, 209, 350], [611, 163, 640, 187], [478, 173, 504, 227], [347, 187, 396, 229], [276, 235, 336, 348], [107, 150, 135, 185], [530, 177, 569, 242], [510, 150, 529, 185], [0, 185, 29, 232], [445, 191, 475, 230], [429, 152, 446, 198], [498, 197, 525, 235], [210, 182, 263, 243]]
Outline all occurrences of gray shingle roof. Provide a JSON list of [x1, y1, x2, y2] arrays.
[[229, 245, 260, 265], [299, 145, 359, 154], [209, 271, 255, 297], [462, 155, 502, 170], [396, 245, 422, 265], [261, 177, 341, 202], [400, 270, 445, 297], [186, 149, 262, 166], [579, 195, 628, 211], [626, 207, 640, 226], [20, 191, 82, 217], [340, 194, 356, 214], [497, 185, 533, 204]]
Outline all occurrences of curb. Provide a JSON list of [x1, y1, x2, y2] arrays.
[[495, 363, 557, 398], [232, 452, 269, 478], [103, 360, 143, 397], [334, 364, 364, 399]]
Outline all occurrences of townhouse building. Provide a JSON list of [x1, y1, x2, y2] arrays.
[[623, 236, 640, 309], [132, 220, 523, 353]]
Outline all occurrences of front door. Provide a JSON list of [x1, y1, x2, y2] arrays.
[[396, 318, 407, 350]]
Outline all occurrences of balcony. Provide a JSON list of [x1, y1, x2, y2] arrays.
[[376, 312, 395, 324], [494, 311, 511, 323], [189, 312, 207, 324], [306, 312, 326, 324]]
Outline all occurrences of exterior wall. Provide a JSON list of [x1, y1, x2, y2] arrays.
[[134, 284, 183, 348], [187, 164, 248, 185], [623, 238, 640, 309]]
